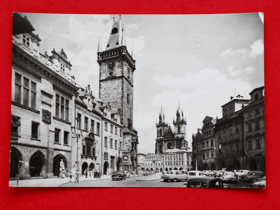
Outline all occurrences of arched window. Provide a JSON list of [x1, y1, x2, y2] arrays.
[[112, 28, 118, 34], [178, 126, 180, 133], [159, 129, 162, 136]]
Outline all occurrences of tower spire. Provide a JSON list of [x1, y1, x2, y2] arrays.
[[97, 32, 102, 52], [121, 24, 126, 46]]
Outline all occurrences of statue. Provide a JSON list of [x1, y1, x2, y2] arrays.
[[59, 159, 66, 178]]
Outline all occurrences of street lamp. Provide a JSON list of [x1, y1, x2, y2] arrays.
[[71, 125, 84, 183]]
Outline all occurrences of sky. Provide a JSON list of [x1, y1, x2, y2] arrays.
[[20, 13, 264, 154]]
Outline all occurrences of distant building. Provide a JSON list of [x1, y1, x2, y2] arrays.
[[192, 117, 216, 170]]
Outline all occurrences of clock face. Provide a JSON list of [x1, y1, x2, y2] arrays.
[[123, 155, 128, 161]]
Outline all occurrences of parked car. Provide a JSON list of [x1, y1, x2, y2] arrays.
[[187, 170, 206, 181], [111, 171, 126, 181], [143, 171, 152, 176], [221, 171, 237, 183], [250, 176, 266, 188], [124, 170, 131, 178], [236, 170, 251, 179], [162, 170, 188, 182], [186, 177, 227, 188], [244, 171, 265, 182], [203, 170, 212, 176]]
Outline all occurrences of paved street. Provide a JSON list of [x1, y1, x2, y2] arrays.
[[61, 175, 252, 188]]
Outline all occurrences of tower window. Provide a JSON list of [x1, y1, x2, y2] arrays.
[[111, 28, 118, 34], [107, 44, 110, 48], [127, 94, 129, 104], [116, 42, 119, 45], [178, 126, 180, 133]]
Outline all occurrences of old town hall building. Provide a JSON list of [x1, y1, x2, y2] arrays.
[[10, 14, 139, 179]]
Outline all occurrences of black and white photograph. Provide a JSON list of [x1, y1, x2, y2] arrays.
[[9, 13, 264, 188]]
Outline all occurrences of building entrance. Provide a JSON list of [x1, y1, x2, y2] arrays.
[[29, 151, 45, 177], [9, 147, 22, 177]]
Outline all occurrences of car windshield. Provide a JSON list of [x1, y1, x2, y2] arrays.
[[188, 182, 207, 188], [189, 172, 196, 176]]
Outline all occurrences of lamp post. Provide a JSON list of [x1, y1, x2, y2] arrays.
[[71, 125, 84, 183]]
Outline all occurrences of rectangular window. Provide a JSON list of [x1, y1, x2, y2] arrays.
[[31, 122, 39, 139], [104, 152, 108, 160], [256, 139, 261, 149], [15, 73, 22, 103], [64, 131, 69, 145], [77, 114, 81, 129], [105, 122, 108, 131], [110, 125, 113, 133], [115, 140, 117, 150], [120, 128, 122, 137], [97, 123, 100, 135], [211, 150, 214, 158], [248, 141, 252, 151], [31, 82, 36, 109], [55, 94, 69, 121], [55, 94, 60, 118], [92, 147, 96, 157], [115, 127, 117, 135], [84, 117, 88, 131], [105, 137, 108, 147], [83, 145, 86, 155], [23, 78, 29, 106], [54, 128, 60, 143], [65, 100, 69, 122], [211, 140, 213, 147], [110, 139, 113, 149], [256, 120, 260, 130], [248, 123, 252, 132], [87, 144, 91, 156], [60, 97, 64, 120], [91, 120, 94, 133]]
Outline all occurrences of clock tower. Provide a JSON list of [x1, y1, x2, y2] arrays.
[[97, 15, 138, 171]]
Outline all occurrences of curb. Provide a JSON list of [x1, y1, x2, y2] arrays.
[[59, 177, 111, 187], [136, 178, 162, 181]]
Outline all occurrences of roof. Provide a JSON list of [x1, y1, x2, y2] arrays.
[[221, 98, 250, 108], [13, 13, 35, 35], [249, 86, 264, 95], [106, 16, 123, 50]]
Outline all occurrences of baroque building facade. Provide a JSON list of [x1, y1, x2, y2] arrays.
[[191, 87, 265, 172], [192, 117, 216, 170], [97, 15, 139, 172]]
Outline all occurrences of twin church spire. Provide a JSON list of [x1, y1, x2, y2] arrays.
[[158, 103, 187, 125]]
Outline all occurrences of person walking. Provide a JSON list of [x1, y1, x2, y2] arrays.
[[69, 171, 73, 182]]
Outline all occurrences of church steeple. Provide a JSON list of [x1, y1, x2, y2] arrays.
[[106, 15, 123, 50]]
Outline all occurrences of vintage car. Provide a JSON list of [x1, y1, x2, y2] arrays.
[[221, 171, 237, 183], [244, 171, 265, 182], [250, 176, 266, 188], [162, 170, 188, 182], [236, 170, 251, 179], [187, 170, 206, 181], [186, 177, 227, 188], [111, 171, 126, 181]]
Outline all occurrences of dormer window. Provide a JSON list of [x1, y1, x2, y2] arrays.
[[254, 93, 259, 101], [23, 34, 30, 48], [60, 63, 65, 72], [111, 28, 118, 34]]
